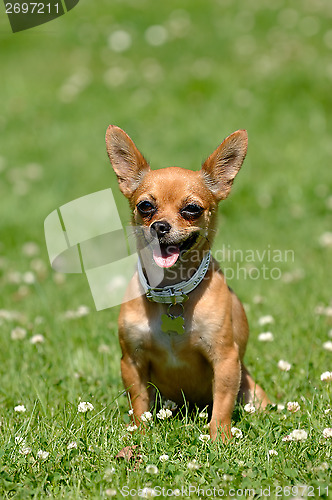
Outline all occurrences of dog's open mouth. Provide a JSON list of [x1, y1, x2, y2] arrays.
[[152, 233, 199, 268]]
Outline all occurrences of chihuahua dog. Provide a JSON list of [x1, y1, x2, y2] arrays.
[[106, 125, 269, 441]]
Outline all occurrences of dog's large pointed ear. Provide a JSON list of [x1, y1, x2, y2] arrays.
[[105, 125, 150, 198], [201, 130, 248, 201]]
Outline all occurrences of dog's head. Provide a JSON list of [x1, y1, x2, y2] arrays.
[[106, 126, 247, 270]]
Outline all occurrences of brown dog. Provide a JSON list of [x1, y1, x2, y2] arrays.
[[106, 125, 269, 441]]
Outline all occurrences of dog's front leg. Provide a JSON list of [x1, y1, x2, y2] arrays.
[[121, 354, 150, 427], [209, 345, 241, 442]]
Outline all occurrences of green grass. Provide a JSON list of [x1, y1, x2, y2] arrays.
[[0, 0, 332, 497]]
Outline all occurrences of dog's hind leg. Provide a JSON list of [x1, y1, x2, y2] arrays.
[[238, 363, 270, 408]]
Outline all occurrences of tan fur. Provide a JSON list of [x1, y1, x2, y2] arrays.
[[106, 125, 269, 442]]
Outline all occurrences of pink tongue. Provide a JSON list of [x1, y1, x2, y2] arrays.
[[153, 246, 180, 268]]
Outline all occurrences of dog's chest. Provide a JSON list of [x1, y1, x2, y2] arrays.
[[124, 305, 220, 367]]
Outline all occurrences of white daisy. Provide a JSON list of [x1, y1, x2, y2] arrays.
[[37, 450, 49, 460], [127, 425, 138, 432], [19, 446, 31, 455], [145, 464, 159, 474], [77, 401, 94, 413], [323, 428, 332, 438], [14, 404, 26, 413], [156, 408, 172, 420], [105, 489, 117, 497], [244, 403, 256, 414], [258, 315, 274, 326], [11, 327, 27, 341], [198, 411, 208, 419], [23, 271, 36, 284], [283, 429, 308, 442], [30, 334, 45, 344], [319, 232, 332, 248], [187, 459, 200, 470], [321, 371, 332, 382], [258, 331, 274, 342], [159, 454, 169, 462], [103, 467, 116, 480], [268, 449, 278, 456], [278, 360, 291, 372], [287, 401, 300, 413], [141, 411, 153, 422], [67, 441, 78, 450], [323, 341, 332, 352], [22, 242, 40, 257], [231, 427, 243, 438]]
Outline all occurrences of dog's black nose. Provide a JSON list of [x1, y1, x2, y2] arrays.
[[150, 220, 171, 238]]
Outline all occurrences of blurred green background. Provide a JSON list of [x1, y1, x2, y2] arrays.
[[0, 0, 331, 404]]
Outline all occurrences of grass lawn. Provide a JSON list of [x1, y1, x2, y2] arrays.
[[0, 0, 332, 497]]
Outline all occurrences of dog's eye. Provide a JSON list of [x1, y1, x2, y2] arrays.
[[137, 200, 156, 216], [180, 204, 204, 220]]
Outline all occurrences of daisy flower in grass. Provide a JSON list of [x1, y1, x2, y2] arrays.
[[282, 429, 308, 442], [323, 341, 332, 352], [23, 271, 36, 284], [321, 371, 332, 382], [156, 408, 172, 420], [159, 454, 169, 462], [145, 464, 158, 474], [258, 332, 274, 342], [37, 450, 49, 460], [22, 241, 40, 257], [30, 334, 45, 344], [77, 401, 94, 413], [323, 428, 332, 439], [19, 446, 32, 455], [127, 424, 138, 432], [268, 449, 278, 456], [67, 441, 78, 450], [278, 360, 291, 372], [140, 411, 153, 422], [14, 404, 26, 413], [231, 427, 243, 439], [103, 467, 116, 480], [187, 459, 200, 470], [105, 489, 117, 497], [287, 401, 300, 413], [258, 315, 274, 326], [198, 410, 208, 419], [11, 327, 27, 340], [244, 403, 256, 414], [64, 305, 90, 319]]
